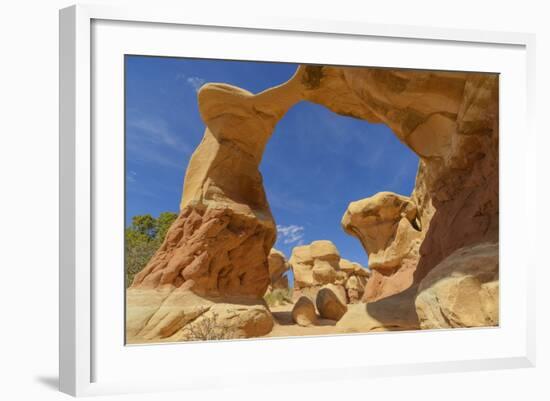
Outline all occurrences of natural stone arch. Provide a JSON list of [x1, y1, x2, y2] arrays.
[[126, 64, 499, 341]]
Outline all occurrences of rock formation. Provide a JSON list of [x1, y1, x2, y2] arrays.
[[342, 192, 422, 302], [289, 240, 370, 304], [290, 240, 340, 288], [127, 64, 499, 341], [312, 66, 499, 328], [415, 242, 499, 329], [126, 69, 306, 342], [291, 296, 318, 327], [316, 286, 348, 321], [340, 259, 370, 303]]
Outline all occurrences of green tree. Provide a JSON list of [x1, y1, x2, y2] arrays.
[[131, 214, 156, 238], [125, 212, 178, 288], [155, 212, 178, 242]]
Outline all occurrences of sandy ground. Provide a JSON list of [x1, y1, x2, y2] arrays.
[[265, 303, 345, 338]]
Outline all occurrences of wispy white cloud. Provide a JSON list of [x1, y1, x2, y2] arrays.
[[176, 73, 206, 93], [277, 224, 305, 245], [186, 77, 206, 92], [126, 115, 191, 171], [126, 141, 185, 170], [126, 170, 137, 183], [128, 117, 191, 154]]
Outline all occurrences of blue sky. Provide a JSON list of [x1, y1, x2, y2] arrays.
[[125, 56, 419, 268]]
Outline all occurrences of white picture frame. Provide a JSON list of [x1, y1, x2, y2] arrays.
[[59, 3, 536, 397]]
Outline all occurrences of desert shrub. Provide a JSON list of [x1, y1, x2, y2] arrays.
[[182, 312, 239, 341], [264, 288, 293, 307]]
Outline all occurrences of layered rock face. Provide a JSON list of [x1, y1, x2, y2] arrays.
[[127, 69, 306, 342], [289, 240, 370, 304]]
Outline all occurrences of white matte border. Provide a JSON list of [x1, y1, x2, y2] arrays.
[[59, 4, 536, 397]]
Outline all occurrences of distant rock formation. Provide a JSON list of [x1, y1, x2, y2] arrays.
[[289, 240, 370, 304], [291, 240, 340, 288], [266, 248, 290, 292]]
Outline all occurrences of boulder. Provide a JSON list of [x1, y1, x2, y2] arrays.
[[289, 240, 368, 296], [180, 303, 274, 340], [126, 288, 274, 343], [316, 286, 348, 321], [291, 296, 318, 327], [310, 240, 340, 262], [323, 283, 348, 305], [415, 243, 499, 329], [312, 260, 337, 284], [290, 240, 340, 289]]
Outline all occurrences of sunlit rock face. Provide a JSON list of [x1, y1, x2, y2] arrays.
[[415, 242, 499, 329]]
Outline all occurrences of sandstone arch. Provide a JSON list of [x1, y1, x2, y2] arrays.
[[126, 64, 499, 341]]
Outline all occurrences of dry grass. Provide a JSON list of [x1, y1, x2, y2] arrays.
[[264, 288, 293, 307], [181, 312, 239, 341]]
